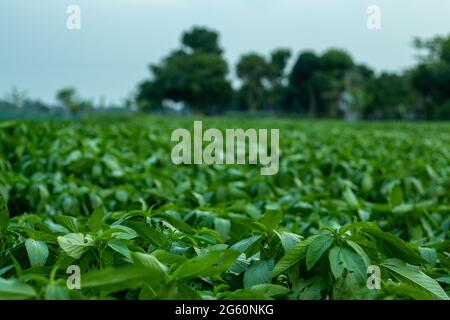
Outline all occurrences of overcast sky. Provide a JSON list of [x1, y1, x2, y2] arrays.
[[1, 0, 449, 105]]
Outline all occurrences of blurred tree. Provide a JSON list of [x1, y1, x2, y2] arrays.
[[347, 64, 375, 118], [289, 49, 354, 117], [365, 73, 417, 119], [5, 86, 28, 109], [56, 87, 92, 114], [413, 35, 450, 63], [319, 49, 354, 117], [137, 27, 231, 113], [136, 80, 163, 112], [289, 51, 322, 116], [122, 94, 135, 111], [56, 87, 77, 112], [182, 26, 223, 55], [236, 53, 271, 112], [135, 27, 450, 119], [269, 49, 291, 81], [411, 34, 450, 119], [268, 49, 291, 111], [236, 49, 291, 113]]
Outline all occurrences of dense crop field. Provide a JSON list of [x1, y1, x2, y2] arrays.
[[0, 116, 449, 300]]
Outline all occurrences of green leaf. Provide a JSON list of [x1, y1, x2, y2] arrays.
[[230, 235, 261, 253], [87, 207, 104, 232], [124, 221, 167, 247], [435, 276, 450, 284], [382, 258, 449, 300], [385, 281, 438, 300], [229, 253, 251, 274], [109, 225, 138, 240], [25, 239, 49, 267], [57, 233, 94, 259], [331, 270, 362, 299], [214, 217, 231, 241], [115, 190, 129, 202], [389, 183, 404, 207], [0, 277, 36, 299], [261, 209, 283, 230], [45, 284, 69, 300], [306, 232, 334, 270], [131, 252, 168, 275], [9, 253, 22, 276], [0, 265, 14, 277], [343, 188, 360, 209], [153, 212, 196, 234], [64, 150, 82, 165], [108, 239, 131, 261], [247, 284, 290, 298], [54, 216, 79, 233], [328, 245, 366, 283], [392, 203, 414, 214], [356, 222, 425, 264], [346, 239, 371, 268], [171, 249, 239, 281], [276, 231, 302, 252], [157, 281, 202, 300], [224, 284, 290, 299], [329, 246, 344, 279], [243, 259, 274, 288], [271, 236, 317, 278], [294, 277, 326, 300], [419, 247, 437, 266], [361, 173, 374, 192], [151, 249, 188, 266], [0, 194, 9, 236], [81, 265, 161, 288]]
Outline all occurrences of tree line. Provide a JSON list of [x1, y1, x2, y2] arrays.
[[3, 26, 448, 120], [136, 26, 450, 120]]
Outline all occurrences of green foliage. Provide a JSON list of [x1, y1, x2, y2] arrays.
[[0, 117, 448, 300], [182, 27, 223, 55], [411, 34, 450, 119], [55, 87, 93, 114], [137, 27, 231, 113], [289, 48, 355, 117], [306, 232, 334, 270], [328, 245, 366, 283], [236, 48, 292, 112], [57, 233, 94, 259], [25, 239, 49, 267], [365, 72, 418, 119], [133, 28, 450, 119], [236, 53, 271, 112], [0, 278, 36, 300], [382, 259, 449, 300], [0, 194, 9, 237]]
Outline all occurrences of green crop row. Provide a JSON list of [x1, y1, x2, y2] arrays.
[[0, 117, 448, 300]]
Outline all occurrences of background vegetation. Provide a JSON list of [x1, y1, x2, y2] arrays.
[[0, 118, 448, 300], [2, 27, 450, 120], [135, 27, 450, 120]]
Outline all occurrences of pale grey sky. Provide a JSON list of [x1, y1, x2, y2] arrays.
[[1, 0, 449, 105]]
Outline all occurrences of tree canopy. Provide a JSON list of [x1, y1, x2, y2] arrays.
[[137, 27, 231, 113], [136, 28, 450, 120]]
